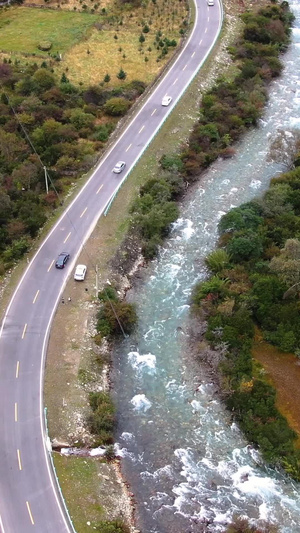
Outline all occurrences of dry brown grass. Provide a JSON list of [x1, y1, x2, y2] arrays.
[[57, 27, 177, 86], [253, 334, 300, 447]]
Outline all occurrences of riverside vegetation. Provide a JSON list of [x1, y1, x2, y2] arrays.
[[128, 0, 294, 259], [192, 158, 300, 482]]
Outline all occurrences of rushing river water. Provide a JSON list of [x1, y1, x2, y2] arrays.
[[112, 3, 300, 531]]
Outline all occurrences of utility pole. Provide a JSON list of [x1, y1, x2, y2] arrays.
[[44, 166, 48, 194]]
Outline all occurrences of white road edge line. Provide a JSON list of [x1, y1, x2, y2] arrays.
[[0, 0, 223, 531], [0, 514, 6, 533]]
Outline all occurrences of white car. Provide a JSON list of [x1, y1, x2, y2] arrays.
[[74, 264, 87, 281], [162, 95, 172, 107], [113, 161, 126, 174], [207, 0, 214, 5]]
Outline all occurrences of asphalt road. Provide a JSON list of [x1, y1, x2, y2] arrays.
[[0, 1, 222, 531]]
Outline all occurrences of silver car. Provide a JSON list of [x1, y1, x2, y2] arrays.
[[113, 161, 126, 174]]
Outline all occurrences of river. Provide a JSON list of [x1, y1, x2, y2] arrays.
[[112, 2, 300, 531]]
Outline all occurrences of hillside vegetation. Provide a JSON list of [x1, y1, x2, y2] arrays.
[[0, 61, 147, 270]]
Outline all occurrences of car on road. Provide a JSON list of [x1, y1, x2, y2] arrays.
[[55, 252, 70, 269], [74, 264, 87, 281], [113, 161, 126, 174], [162, 95, 172, 107], [207, 0, 214, 5]]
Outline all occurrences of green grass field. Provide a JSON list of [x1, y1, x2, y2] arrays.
[[0, 7, 97, 54]]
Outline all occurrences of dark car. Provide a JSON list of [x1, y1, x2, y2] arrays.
[[55, 252, 70, 269]]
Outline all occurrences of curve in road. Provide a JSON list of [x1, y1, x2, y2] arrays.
[[0, 1, 222, 531]]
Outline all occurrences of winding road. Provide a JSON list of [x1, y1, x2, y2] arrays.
[[0, 1, 222, 531]]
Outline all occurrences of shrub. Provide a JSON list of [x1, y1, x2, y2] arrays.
[[205, 249, 231, 273], [160, 153, 184, 172], [95, 519, 131, 533], [88, 392, 115, 443], [104, 97, 130, 116], [192, 276, 230, 305], [98, 285, 118, 302]]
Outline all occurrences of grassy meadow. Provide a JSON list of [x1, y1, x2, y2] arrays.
[[0, 7, 96, 55]]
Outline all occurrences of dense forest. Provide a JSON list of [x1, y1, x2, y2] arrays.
[[191, 160, 300, 481], [128, 1, 295, 259], [0, 61, 145, 270]]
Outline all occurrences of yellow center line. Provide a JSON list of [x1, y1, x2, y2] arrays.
[[172, 78, 178, 85], [96, 184, 103, 194], [22, 324, 27, 339], [16, 361, 20, 379], [32, 290, 39, 304], [205, 27, 208, 33], [151, 108, 157, 116], [64, 231, 71, 242], [47, 259, 54, 272], [125, 143, 132, 152], [183, 64, 187, 71], [199, 39, 203, 45], [26, 502, 34, 525], [15, 403, 18, 422], [138, 125, 145, 134], [17, 449, 22, 471]]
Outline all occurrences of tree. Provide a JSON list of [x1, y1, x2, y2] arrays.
[[68, 108, 95, 130], [60, 73, 69, 84], [11, 160, 40, 190], [104, 73, 111, 83], [117, 68, 126, 80], [270, 239, 300, 287], [0, 130, 28, 172], [139, 33, 145, 44], [32, 69, 56, 91], [227, 232, 263, 262], [0, 191, 12, 224]]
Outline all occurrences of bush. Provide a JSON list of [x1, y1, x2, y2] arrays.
[[88, 392, 115, 443], [95, 519, 131, 533], [192, 276, 229, 305], [104, 97, 130, 116], [98, 285, 118, 302], [205, 249, 231, 273], [160, 153, 184, 172], [97, 290, 137, 337]]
